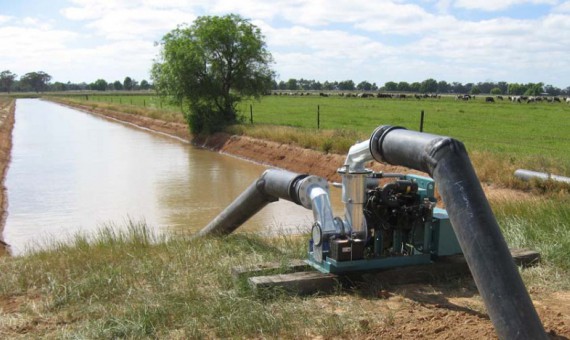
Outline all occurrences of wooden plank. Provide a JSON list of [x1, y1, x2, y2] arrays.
[[249, 271, 339, 295], [357, 248, 541, 287], [231, 260, 310, 279], [510, 248, 541, 268], [243, 248, 540, 294]]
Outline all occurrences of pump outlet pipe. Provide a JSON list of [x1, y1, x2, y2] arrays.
[[369, 126, 546, 340], [197, 169, 337, 238]]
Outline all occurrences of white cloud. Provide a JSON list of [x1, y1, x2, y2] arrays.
[[453, 0, 558, 12], [0, 15, 12, 24], [557, 1, 570, 12]]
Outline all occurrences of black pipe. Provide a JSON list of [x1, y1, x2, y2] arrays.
[[196, 169, 306, 237], [370, 126, 546, 340]]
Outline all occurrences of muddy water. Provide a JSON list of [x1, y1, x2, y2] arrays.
[[4, 99, 343, 255]]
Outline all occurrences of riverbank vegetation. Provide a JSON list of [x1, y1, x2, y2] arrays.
[[0, 208, 568, 338]]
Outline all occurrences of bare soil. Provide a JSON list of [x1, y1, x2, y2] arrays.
[[20, 99, 563, 338]]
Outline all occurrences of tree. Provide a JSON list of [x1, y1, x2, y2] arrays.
[[410, 82, 421, 92], [152, 14, 274, 133], [384, 81, 397, 91], [286, 78, 298, 90], [490, 87, 502, 95], [420, 78, 437, 93], [123, 77, 134, 91], [140, 79, 151, 90], [397, 81, 410, 92], [90, 79, 108, 91], [0, 70, 17, 92], [437, 80, 449, 93], [113, 80, 123, 91], [338, 80, 355, 91], [20, 71, 51, 92], [470, 86, 481, 95], [357, 80, 372, 91]]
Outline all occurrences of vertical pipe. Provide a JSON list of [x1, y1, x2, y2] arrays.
[[370, 126, 546, 340], [419, 110, 424, 132]]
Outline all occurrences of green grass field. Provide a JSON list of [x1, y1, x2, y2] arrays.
[[57, 93, 570, 175]]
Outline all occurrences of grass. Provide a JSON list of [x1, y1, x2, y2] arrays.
[[52, 93, 570, 176], [0, 222, 382, 338], [0, 201, 568, 338]]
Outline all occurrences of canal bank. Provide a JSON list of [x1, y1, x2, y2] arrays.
[[47, 98, 415, 183], [0, 98, 15, 255]]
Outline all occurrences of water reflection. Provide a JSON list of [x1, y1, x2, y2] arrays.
[[4, 99, 343, 255]]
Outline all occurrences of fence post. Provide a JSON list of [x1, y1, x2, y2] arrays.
[[420, 110, 425, 132], [317, 105, 320, 129], [144, 99, 146, 107], [250, 104, 253, 124]]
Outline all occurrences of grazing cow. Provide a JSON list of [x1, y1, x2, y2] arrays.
[[485, 97, 495, 103], [553, 97, 561, 103], [497, 96, 503, 100], [566, 98, 570, 104], [319, 92, 329, 97]]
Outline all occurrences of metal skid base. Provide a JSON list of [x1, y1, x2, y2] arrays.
[[306, 251, 432, 274]]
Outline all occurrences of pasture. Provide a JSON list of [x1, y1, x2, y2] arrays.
[[57, 92, 570, 177]]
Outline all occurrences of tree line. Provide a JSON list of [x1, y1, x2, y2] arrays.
[[0, 70, 152, 93], [273, 78, 570, 96]]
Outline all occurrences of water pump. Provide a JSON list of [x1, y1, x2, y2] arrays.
[[307, 171, 461, 274]]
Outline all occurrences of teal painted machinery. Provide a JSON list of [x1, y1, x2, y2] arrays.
[[307, 174, 462, 274]]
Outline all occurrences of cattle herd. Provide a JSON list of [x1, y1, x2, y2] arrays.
[[271, 91, 570, 104]]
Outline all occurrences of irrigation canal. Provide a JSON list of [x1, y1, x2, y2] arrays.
[[4, 99, 342, 255]]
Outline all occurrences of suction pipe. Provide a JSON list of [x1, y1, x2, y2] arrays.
[[368, 126, 546, 340], [197, 169, 337, 237]]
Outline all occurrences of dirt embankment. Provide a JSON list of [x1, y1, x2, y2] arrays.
[[0, 98, 15, 256]]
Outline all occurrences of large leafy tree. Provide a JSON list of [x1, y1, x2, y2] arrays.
[[151, 14, 275, 133], [20, 71, 51, 92], [0, 70, 17, 92]]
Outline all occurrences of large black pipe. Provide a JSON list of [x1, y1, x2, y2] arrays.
[[196, 169, 306, 237], [370, 126, 546, 340]]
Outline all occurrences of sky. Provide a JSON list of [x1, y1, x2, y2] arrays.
[[1, 0, 569, 88]]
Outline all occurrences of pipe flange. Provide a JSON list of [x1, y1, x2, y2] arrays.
[[369, 125, 406, 163]]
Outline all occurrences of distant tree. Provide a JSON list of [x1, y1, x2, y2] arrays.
[[410, 82, 421, 92], [470, 86, 481, 95], [90, 79, 108, 91], [312, 81, 323, 91], [437, 80, 449, 93], [139, 79, 151, 90], [20, 71, 51, 92], [50, 82, 66, 91], [151, 14, 274, 133], [564, 86, 570, 95], [543, 84, 561, 96], [323, 81, 335, 90], [524, 83, 543, 96], [420, 78, 438, 93], [357, 80, 372, 91], [278, 80, 286, 90], [286, 78, 298, 90], [497, 81, 508, 94], [0, 70, 17, 92], [113, 80, 123, 91], [450, 82, 465, 93], [338, 80, 355, 91], [508, 83, 522, 95], [490, 87, 502, 95], [384, 81, 397, 91], [396, 81, 410, 92], [371, 82, 378, 91], [123, 76, 134, 91]]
